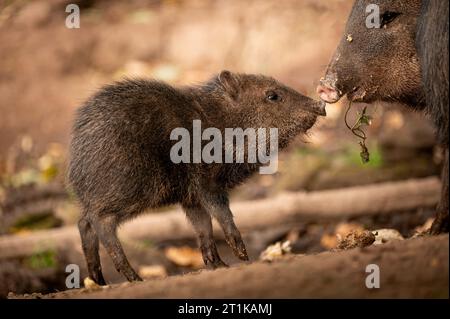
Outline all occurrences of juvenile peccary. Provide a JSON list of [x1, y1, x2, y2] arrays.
[[68, 71, 326, 284], [316, 0, 448, 234]]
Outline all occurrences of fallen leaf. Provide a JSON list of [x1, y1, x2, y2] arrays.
[[372, 229, 404, 245], [321, 222, 365, 250], [138, 265, 167, 279], [164, 246, 203, 268], [320, 233, 337, 249], [337, 230, 375, 250], [335, 222, 365, 237], [260, 240, 292, 262], [414, 218, 434, 234]]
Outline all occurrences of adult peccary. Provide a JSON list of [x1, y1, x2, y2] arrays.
[[68, 71, 326, 284], [316, 0, 448, 234]]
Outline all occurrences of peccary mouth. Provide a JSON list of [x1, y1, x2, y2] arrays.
[[347, 86, 368, 102]]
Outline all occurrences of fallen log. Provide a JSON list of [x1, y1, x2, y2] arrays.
[[0, 183, 68, 234], [0, 177, 440, 260]]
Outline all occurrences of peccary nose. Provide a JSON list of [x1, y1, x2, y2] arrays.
[[316, 83, 340, 104], [316, 79, 340, 103]]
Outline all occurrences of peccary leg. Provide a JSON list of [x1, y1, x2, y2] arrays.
[[213, 207, 249, 261], [91, 215, 142, 282], [430, 148, 449, 234], [201, 194, 249, 261], [183, 204, 227, 268], [78, 216, 106, 285]]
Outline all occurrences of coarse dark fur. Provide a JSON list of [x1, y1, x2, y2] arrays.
[[68, 70, 325, 284], [317, 0, 448, 234], [416, 0, 449, 233], [416, 0, 449, 146], [319, 0, 425, 107]]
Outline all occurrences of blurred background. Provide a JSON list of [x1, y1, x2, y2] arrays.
[[0, 0, 442, 297]]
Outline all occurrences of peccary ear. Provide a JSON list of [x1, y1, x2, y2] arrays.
[[218, 70, 239, 100]]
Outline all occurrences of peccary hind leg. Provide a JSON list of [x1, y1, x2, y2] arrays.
[[91, 214, 142, 282], [184, 204, 227, 268], [430, 148, 449, 234], [78, 216, 106, 285]]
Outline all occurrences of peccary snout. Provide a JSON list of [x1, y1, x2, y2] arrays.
[[316, 79, 340, 104]]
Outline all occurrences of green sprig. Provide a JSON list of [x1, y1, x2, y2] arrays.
[[344, 103, 372, 163]]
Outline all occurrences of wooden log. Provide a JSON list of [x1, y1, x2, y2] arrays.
[[0, 177, 440, 260], [0, 184, 67, 233]]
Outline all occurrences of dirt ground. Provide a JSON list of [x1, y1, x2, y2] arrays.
[[12, 234, 448, 299]]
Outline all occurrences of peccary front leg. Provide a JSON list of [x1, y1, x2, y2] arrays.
[[430, 148, 449, 234], [78, 216, 106, 285], [201, 193, 249, 261], [91, 214, 142, 282], [183, 204, 227, 268]]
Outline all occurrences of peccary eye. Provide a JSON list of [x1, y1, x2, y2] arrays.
[[266, 91, 280, 102], [380, 11, 401, 27]]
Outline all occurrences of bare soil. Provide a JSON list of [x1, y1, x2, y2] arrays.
[[15, 234, 448, 299]]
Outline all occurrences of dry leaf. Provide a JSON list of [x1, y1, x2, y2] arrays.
[[260, 240, 292, 262], [335, 222, 365, 237], [414, 218, 434, 234], [372, 229, 404, 245], [138, 265, 167, 279], [320, 233, 338, 249], [164, 246, 203, 268], [337, 230, 375, 250], [321, 222, 365, 249]]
